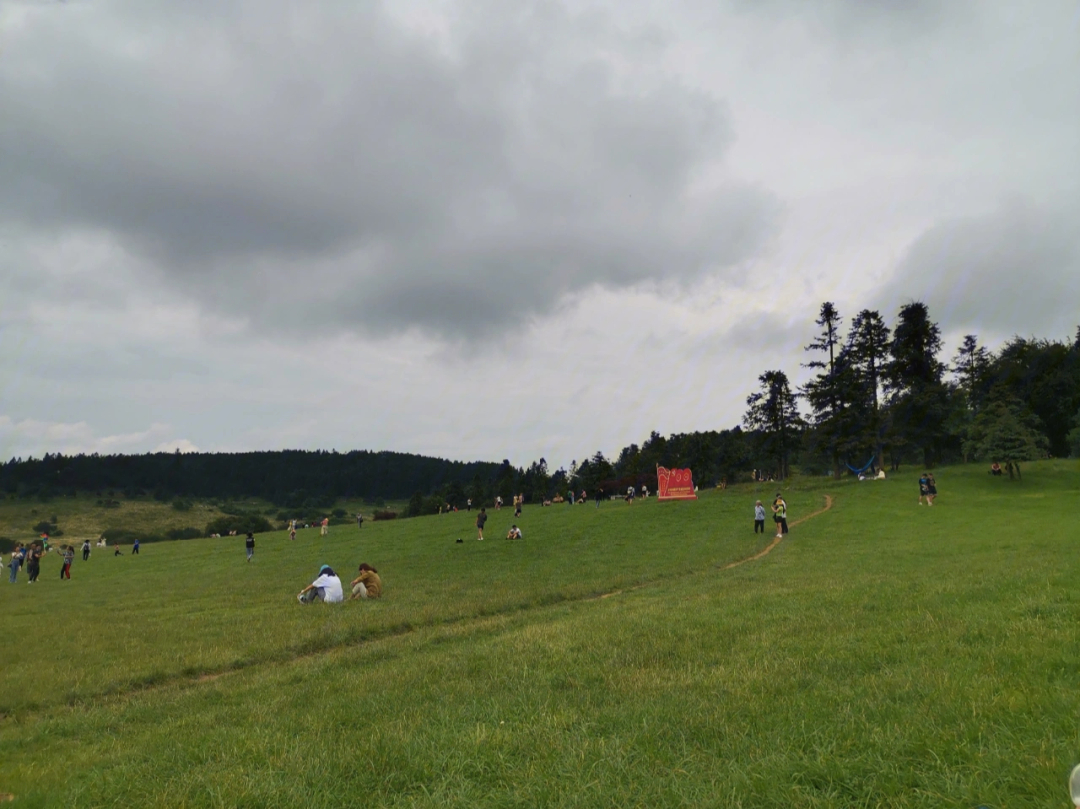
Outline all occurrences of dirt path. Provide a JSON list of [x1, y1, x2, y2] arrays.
[[599, 493, 834, 598]]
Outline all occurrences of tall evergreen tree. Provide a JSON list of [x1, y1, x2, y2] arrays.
[[801, 302, 852, 478], [884, 302, 949, 468], [951, 334, 993, 413], [843, 309, 891, 466], [743, 370, 803, 479]]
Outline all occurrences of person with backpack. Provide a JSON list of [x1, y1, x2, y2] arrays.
[[81, 539, 91, 562]]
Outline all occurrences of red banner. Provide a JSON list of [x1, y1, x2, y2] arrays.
[[656, 466, 697, 501]]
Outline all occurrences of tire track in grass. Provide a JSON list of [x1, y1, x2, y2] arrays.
[[10, 495, 835, 714]]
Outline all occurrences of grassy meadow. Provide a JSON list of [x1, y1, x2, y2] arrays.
[[0, 461, 1078, 807]]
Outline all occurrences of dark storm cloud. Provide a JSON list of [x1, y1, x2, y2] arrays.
[[876, 201, 1080, 340], [0, 0, 779, 339]]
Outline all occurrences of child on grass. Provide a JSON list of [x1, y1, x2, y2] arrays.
[[754, 501, 766, 534]]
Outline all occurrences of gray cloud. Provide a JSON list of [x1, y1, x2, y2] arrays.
[[876, 200, 1080, 341], [1, 0, 779, 340]]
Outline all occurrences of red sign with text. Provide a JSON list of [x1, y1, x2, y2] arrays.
[[656, 466, 697, 501]]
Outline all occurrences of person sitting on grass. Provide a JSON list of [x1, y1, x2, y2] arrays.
[[297, 565, 344, 604], [349, 563, 382, 600], [990, 462, 1003, 476], [506, 525, 522, 540]]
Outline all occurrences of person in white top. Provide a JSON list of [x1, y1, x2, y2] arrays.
[[297, 565, 344, 604]]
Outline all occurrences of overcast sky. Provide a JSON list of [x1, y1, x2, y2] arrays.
[[1, 0, 1077, 469]]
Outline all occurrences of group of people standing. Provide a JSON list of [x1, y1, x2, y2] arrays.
[[918, 473, 938, 505], [753, 494, 788, 538], [6, 537, 107, 583]]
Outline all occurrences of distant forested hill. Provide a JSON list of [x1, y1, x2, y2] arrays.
[[0, 450, 501, 506]]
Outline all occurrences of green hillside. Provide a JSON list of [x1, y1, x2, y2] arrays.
[[0, 461, 1077, 807]]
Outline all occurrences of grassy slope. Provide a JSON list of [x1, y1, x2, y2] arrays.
[[0, 461, 1078, 807], [0, 496, 407, 545]]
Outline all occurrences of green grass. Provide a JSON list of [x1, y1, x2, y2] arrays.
[[0, 461, 1078, 807], [0, 493, 405, 546]]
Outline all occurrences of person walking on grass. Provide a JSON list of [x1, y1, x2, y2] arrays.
[[132, 538, 140, 555], [754, 500, 766, 534], [298, 565, 344, 604], [356, 513, 364, 530], [114, 543, 123, 556], [245, 532, 255, 562], [514, 494, 523, 518], [320, 517, 329, 536], [918, 473, 929, 505], [595, 488, 603, 509], [476, 507, 488, 541], [926, 473, 938, 506], [60, 545, 74, 580], [26, 543, 42, 583], [8, 544, 24, 583], [81, 539, 91, 562], [349, 563, 382, 600]]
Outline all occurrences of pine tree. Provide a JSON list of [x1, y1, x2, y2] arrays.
[[884, 302, 949, 468], [743, 370, 803, 480], [951, 334, 992, 414], [801, 302, 852, 478], [843, 309, 891, 467], [964, 393, 1048, 479]]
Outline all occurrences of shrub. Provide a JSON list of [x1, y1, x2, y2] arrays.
[[372, 510, 397, 521], [32, 520, 63, 537], [172, 499, 193, 511], [165, 527, 203, 540], [331, 508, 347, 518], [97, 499, 122, 509], [204, 514, 274, 536], [100, 528, 167, 544]]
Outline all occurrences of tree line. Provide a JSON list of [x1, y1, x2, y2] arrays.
[[4, 301, 1076, 517], [0, 449, 501, 510], [745, 302, 1080, 480]]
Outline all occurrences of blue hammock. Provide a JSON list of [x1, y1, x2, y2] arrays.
[[846, 455, 876, 475]]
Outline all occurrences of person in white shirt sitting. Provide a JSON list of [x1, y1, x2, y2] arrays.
[[506, 525, 522, 540], [297, 565, 344, 604]]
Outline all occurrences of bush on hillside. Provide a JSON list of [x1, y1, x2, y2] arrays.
[[204, 514, 273, 536], [172, 499, 193, 511], [32, 520, 63, 537], [165, 527, 203, 540], [331, 508, 347, 518], [100, 528, 167, 545], [372, 510, 397, 521], [97, 499, 122, 508]]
